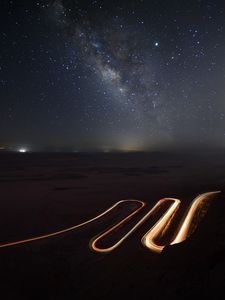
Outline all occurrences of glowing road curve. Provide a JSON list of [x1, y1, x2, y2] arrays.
[[0, 191, 220, 254]]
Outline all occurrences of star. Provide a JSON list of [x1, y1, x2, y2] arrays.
[[1, 0, 224, 151]]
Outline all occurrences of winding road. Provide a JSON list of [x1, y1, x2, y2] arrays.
[[0, 191, 220, 253]]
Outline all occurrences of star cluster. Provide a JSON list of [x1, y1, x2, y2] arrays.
[[0, 0, 225, 151]]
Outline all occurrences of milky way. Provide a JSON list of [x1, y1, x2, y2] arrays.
[[1, 0, 225, 151]]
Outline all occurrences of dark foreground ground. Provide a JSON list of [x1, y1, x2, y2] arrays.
[[0, 151, 225, 300]]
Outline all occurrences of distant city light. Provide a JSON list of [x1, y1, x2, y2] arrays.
[[103, 149, 110, 153], [18, 148, 27, 153]]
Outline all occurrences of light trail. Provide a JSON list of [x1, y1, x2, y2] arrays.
[[141, 198, 181, 253], [0, 191, 220, 253], [142, 191, 220, 253], [0, 200, 145, 249], [91, 191, 220, 253], [171, 191, 219, 245], [90, 198, 175, 253]]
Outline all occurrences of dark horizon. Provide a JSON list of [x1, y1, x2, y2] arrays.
[[1, 146, 225, 155]]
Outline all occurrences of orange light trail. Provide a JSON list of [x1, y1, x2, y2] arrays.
[[171, 191, 219, 245], [0, 200, 145, 249], [0, 191, 220, 253], [90, 197, 173, 252], [91, 191, 220, 253], [141, 198, 181, 253]]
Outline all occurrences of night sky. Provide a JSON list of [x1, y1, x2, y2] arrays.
[[1, 0, 225, 152]]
